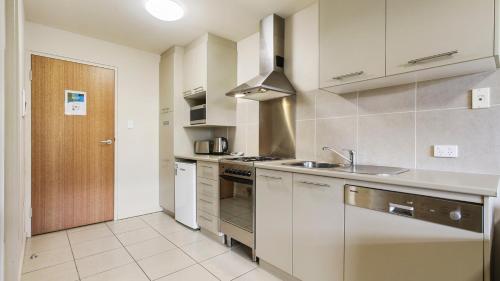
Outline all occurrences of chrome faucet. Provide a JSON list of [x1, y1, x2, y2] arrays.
[[322, 146, 356, 167]]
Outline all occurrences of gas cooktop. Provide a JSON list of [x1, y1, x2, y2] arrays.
[[225, 156, 282, 162]]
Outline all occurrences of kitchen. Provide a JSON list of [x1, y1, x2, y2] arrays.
[[1, 0, 500, 281]]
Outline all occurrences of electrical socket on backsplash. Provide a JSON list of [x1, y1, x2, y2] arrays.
[[433, 145, 459, 158]]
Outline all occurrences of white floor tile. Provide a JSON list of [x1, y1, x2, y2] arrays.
[[140, 212, 175, 226], [75, 248, 133, 278], [163, 228, 207, 246], [68, 227, 114, 245], [72, 235, 123, 259], [137, 248, 196, 280], [201, 250, 257, 281], [152, 220, 190, 235], [181, 238, 229, 262], [81, 263, 149, 281], [22, 247, 73, 273], [67, 222, 108, 233], [234, 267, 284, 281], [21, 261, 78, 281], [116, 227, 160, 246], [126, 236, 176, 260], [25, 231, 70, 255], [107, 217, 149, 234], [156, 264, 218, 281]]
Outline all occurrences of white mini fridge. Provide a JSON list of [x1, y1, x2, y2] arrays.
[[174, 161, 199, 229]]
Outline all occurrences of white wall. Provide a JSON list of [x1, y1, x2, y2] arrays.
[[24, 22, 161, 223], [0, 0, 6, 279], [4, 0, 26, 279]]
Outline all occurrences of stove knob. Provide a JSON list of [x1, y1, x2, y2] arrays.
[[449, 210, 462, 221], [246, 171, 252, 176]]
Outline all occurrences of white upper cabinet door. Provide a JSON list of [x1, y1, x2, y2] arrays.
[[319, 0, 386, 88], [183, 37, 207, 95], [386, 0, 494, 75], [292, 174, 345, 281]]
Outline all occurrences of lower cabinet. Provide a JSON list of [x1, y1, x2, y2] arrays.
[[256, 169, 293, 274], [196, 161, 220, 235], [292, 174, 345, 281], [255, 168, 345, 280]]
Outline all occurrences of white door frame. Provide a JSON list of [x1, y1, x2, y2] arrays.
[[24, 51, 119, 236]]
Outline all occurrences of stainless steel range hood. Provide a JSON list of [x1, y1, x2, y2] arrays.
[[226, 14, 296, 101]]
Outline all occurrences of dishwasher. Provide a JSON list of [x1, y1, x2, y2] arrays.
[[344, 185, 485, 281]]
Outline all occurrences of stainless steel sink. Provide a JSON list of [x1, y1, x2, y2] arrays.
[[332, 165, 409, 176], [283, 161, 409, 176], [283, 161, 343, 169]]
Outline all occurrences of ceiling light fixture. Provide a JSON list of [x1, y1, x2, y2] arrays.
[[145, 0, 184, 22]]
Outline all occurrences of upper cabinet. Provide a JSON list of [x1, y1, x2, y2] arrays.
[[183, 33, 237, 127], [320, 0, 498, 94], [183, 37, 207, 96], [319, 0, 386, 88], [386, 0, 495, 75]]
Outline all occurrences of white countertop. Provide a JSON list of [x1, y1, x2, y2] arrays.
[[174, 154, 234, 163], [255, 160, 500, 197]]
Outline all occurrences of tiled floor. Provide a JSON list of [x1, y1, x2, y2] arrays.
[[22, 212, 283, 281]]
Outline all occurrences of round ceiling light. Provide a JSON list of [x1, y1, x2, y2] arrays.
[[145, 0, 184, 22]]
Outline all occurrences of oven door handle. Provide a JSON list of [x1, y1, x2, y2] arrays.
[[220, 175, 253, 185]]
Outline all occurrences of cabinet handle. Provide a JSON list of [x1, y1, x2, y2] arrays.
[[259, 175, 282, 180], [332, 71, 364, 80], [298, 180, 330, 187], [199, 182, 213, 187], [199, 198, 213, 204], [200, 165, 213, 169], [408, 50, 458, 65]]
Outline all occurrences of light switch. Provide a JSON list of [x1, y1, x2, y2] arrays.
[[472, 88, 490, 109], [433, 145, 458, 158], [127, 120, 134, 129]]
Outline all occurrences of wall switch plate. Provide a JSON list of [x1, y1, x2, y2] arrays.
[[127, 120, 134, 129], [433, 145, 459, 158], [472, 88, 490, 109]]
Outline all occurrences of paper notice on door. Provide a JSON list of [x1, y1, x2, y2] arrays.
[[65, 90, 87, 116]]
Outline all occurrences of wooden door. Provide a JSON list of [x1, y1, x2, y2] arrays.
[[31, 55, 115, 235], [386, 0, 494, 75], [319, 0, 386, 88]]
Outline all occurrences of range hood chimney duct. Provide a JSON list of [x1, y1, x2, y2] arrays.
[[226, 14, 296, 101]]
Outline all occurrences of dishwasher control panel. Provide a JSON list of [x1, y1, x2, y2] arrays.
[[345, 185, 483, 233]]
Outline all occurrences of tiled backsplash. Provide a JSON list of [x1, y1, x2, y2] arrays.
[[215, 70, 500, 175], [297, 70, 500, 174]]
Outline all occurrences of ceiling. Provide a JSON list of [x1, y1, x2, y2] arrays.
[[25, 0, 316, 54]]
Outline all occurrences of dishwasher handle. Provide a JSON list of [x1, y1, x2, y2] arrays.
[[389, 203, 414, 217]]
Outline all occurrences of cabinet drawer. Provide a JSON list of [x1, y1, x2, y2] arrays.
[[197, 178, 218, 199], [197, 194, 218, 216], [197, 210, 219, 234], [197, 161, 219, 181]]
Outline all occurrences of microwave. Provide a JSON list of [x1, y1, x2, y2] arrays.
[[190, 104, 206, 125]]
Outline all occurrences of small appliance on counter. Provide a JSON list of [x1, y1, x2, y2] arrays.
[[190, 104, 206, 125], [212, 137, 229, 155], [194, 140, 213, 154]]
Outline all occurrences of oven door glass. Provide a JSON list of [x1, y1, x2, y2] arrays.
[[219, 175, 254, 233]]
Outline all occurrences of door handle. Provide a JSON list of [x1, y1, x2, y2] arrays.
[[99, 139, 113, 145]]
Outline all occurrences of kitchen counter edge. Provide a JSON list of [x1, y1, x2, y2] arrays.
[[175, 154, 234, 163], [255, 160, 500, 197]]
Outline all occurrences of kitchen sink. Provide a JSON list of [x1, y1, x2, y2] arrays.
[[283, 161, 409, 176], [283, 161, 343, 169]]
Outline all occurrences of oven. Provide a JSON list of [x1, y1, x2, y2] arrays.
[[219, 162, 256, 259], [190, 104, 206, 125]]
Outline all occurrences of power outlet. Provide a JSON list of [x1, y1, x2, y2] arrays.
[[433, 145, 459, 158], [472, 88, 490, 109]]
